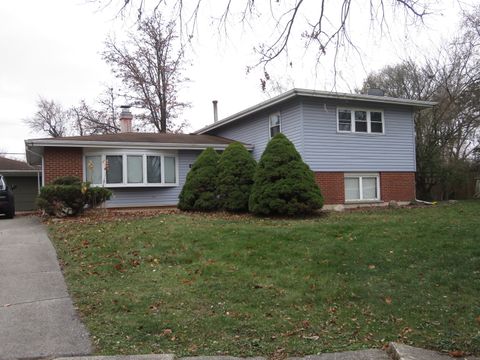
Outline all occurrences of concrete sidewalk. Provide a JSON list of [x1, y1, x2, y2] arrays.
[[52, 343, 480, 360], [0, 216, 91, 360]]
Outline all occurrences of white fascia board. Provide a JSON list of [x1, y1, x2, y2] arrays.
[[194, 88, 437, 134], [25, 139, 254, 151]]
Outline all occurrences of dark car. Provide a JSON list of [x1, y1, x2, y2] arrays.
[[0, 175, 15, 218]]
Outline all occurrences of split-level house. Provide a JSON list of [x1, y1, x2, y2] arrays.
[[25, 89, 435, 208]]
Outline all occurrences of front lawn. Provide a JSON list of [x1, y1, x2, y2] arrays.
[[48, 202, 480, 356]]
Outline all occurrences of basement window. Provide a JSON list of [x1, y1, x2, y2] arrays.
[[345, 173, 380, 202]]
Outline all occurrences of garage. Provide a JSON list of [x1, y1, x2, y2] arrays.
[[0, 156, 41, 211]]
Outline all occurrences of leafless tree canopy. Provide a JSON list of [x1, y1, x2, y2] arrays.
[[360, 7, 480, 199], [71, 88, 121, 136], [24, 98, 69, 137], [102, 11, 189, 133], [25, 88, 125, 137], [94, 0, 433, 74]]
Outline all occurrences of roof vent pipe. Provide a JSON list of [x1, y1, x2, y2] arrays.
[[212, 100, 218, 123], [119, 105, 133, 133]]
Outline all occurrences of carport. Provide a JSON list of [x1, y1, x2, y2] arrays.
[[0, 156, 41, 211]]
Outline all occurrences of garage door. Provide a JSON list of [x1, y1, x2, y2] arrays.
[[5, 176, 39, 211]]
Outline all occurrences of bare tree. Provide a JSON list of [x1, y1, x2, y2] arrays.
[[102, 11, 189, 133], [359, 7, 480, 199], [24, 98, 69, 137], [92, 0, 433, 80], [71, 88, 121, 135]]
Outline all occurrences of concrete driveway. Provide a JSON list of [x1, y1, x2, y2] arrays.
[[0, 216, 91, 360]]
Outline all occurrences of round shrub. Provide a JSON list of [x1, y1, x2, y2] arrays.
[[249, 133, 323, 216], [178, 147, 220, 211], [37, 176, 112, 217], [217, 142, 256, 212]]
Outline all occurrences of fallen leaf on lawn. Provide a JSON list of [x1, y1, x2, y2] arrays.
[[400, 327, 413, 337], [130, 259, 141, 267], [161, 328, 172, 336], [302, 335, 320, 340], [368, 264, 376, 269], [385, 296, 393, 304], [448, 350, 466, 358], [476, 315, 480, 325]]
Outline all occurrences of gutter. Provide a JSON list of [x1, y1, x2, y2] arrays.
[[24, 140, 254, 151]]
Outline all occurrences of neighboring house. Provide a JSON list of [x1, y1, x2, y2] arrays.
[[0, 156, 41, 211], [195, 88, 435, 205], [25, 89, 435, 208]]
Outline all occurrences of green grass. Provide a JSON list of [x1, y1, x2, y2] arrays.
[[48, 202, 480, 356]]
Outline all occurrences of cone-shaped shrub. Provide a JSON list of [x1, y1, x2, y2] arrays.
[[249, 133, 323, 216], [178, 147, 219, 211], [217, 142, 256, 212]]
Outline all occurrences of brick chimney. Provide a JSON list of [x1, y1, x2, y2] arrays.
[[119, 105, 133, 132]]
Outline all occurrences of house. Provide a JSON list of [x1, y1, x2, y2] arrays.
[[0, 156, 41, 211], [195, 89, 435, 205], [25, 107, 252, 208], [25, 89, 435, 208]]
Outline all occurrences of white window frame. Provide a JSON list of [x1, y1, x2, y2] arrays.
[[337, 108, 385, 135], [344, 173, 381, 202], [83, 149, 179, 188], [269, 112, 282, 138]]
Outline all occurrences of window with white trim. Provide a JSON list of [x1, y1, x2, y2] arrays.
[[269, 113, 281, 138], [337, 109, 384, 134], [84, 152, 178, 187], [344, 173, 380, 201]]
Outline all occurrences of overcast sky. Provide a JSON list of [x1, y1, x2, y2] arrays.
[[0, 0, 475, 157]]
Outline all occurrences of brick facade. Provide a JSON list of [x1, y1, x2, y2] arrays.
[[43, 147, 83, 184], [314, 172, 345, 205], [380, 172, 416, 202], [315, 171, 416, 205]]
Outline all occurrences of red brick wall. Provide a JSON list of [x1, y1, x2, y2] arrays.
[[314, 172, 345, 205], [44, 147, 83, 184], [380, 172, 416, 202], [315, 171, 416, 204]]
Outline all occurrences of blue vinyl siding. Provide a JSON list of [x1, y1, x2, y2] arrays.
[[301, 98, 416, 171], [209, 99, 303, 160], [205, 97, 416, 172], [105, 150, 199, 207]]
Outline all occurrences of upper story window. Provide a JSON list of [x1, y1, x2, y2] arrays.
[[337, 108, 384, 134], [269, 113, 281, 138], [85, 151, 178, 187]]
